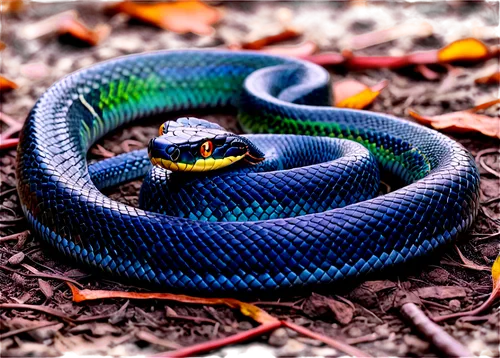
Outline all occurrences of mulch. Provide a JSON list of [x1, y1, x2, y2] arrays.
[[1, 1, 499, 357]]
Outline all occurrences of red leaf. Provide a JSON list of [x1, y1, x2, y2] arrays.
[[334, 79, 388, 109]]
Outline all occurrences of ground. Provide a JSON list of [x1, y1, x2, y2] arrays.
[[0, 1, 499, 357]]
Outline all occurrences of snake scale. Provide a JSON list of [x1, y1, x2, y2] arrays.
[[16, 50, 480, 293]]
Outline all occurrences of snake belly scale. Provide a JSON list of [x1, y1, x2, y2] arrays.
[[16, 50, 479, 293]]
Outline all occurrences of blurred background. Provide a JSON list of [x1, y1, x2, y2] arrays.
[[0, 1, 499, 357]]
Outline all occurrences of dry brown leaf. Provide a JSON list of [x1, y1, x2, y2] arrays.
[[334, 79, 388, 109], [413, 286, 467, 300], [38, 279, 54, 299], [409, 99, 500, 139], [110, 0, 222, 35], [475, 71, 500, 85], [243, 22, 307, 50], [0, 76, 18, 92], [18, 9, 109, 46]]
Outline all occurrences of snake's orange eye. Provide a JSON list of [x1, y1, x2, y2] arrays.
[[200, 141, 213, 158], [159, 123, 165, 135]]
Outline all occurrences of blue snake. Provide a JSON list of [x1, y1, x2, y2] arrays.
[[16, 50, 480, 293]]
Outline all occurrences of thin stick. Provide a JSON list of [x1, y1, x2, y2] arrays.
[[155, 321, 281, 358], [401, 303, 473, 357], [0, 321, 59, 339], [282, 321, 372, 358]]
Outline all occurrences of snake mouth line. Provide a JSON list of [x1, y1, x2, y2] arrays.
[[150, 155, 246, 172]]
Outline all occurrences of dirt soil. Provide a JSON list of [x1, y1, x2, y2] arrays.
[[0, 1, 499, 357]]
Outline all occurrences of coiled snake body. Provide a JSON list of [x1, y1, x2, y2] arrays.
[[17, 50, 479, 293]]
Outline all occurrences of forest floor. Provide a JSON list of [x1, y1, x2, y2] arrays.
[[0, 1, 499, 357]]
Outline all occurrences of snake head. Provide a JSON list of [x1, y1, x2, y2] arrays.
[[148, 117, 264, 172]]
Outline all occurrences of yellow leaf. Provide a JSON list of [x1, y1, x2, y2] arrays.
[[110, 1, 222, 36], [334, 80, 387, 109], [67, 283, 277, 324], [492, 254, 500, 289], [438, 38, 490, 63]]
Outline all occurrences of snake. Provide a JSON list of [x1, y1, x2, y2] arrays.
[[16, 50, 480, 293]]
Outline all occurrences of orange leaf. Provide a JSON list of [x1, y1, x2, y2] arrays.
[[437, 38, 490, 63], [110, 1, 222, 35], [334, 80, 387, 109], [0, 76, 18, 91], [243, 23, 306, 50], [474, 62, 500, 83], [19, 9, 109, 46], [408, 99, 500, 139], [0, 41, 5, 51], [67, 283, 277, 324]]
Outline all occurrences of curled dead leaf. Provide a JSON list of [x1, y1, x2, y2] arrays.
[[18, 9, 109, 46], [409, 99, 500, 139], [110, 0, 222, 35], [334, 79, 388, 109]]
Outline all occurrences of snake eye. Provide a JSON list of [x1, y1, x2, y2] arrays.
[[200, 140, 213, 158], [159, 123, 165, 135]]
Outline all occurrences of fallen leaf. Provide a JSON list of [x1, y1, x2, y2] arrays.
[[0, 41, 5, 51], [38, 279, 54, 299], [18, 9, 109, 46], [437, 38, 490, 63], [334, 79, 388, 109], [303, 293, 354, 325], [409, 99, 500, 139], [414, 286, 467, 300], [257, 41, 318, 58], [7, 252, 25, 265], [0, 76, 18, 91], [67, 283, 277, 324], [243, 23, 307, 50], [110, 0, 222, 35], [473, 62, 500, 84], [0, 0, 24, 13]]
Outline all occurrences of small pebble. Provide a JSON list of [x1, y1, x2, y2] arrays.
[[374, 323, 390, 337], [484, 331, 500, 344], [21, 62, 50, 81], [347, 326, 363, 338], [113, 36, 143, 53], [238, 321, 253, 330], [278, 339, 306, 355], [268, 327, 288, 347], [449, 299, 461, 312]]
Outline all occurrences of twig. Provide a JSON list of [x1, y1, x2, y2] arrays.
[[432, 285, 500, 322], [479, 157, 500, 178], [0, 303, 75, 322], [282, 321, 372, 358], [346, 332, 381, 345], [0, 187, 17, 199], [76, 312, 117, 323], [401, 303, 472, 357], [0, 264, 82, 287], [454, 245, 490, 272], [136, 330, 182, 350], [0, 230, 29, 243], [0, 321, 59, 339], [154, 321, 281, 358]]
